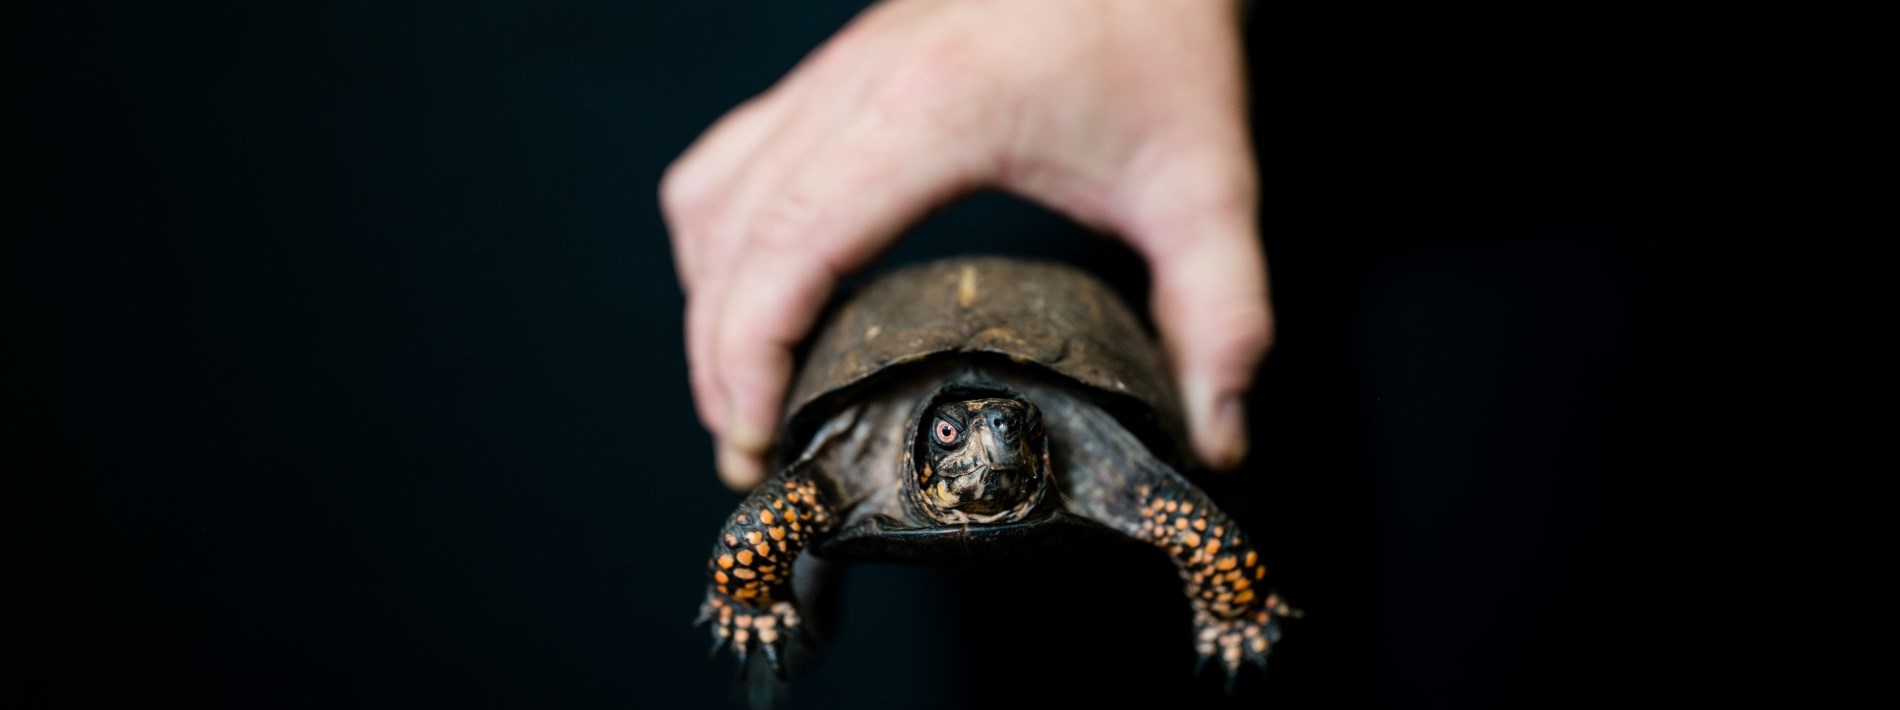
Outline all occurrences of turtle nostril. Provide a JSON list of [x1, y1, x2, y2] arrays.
[[989, 411, 1012, 433]]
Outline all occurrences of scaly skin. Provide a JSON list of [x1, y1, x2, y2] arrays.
[[696, 464, 832, 676], [1127, 480, 1299, 690]]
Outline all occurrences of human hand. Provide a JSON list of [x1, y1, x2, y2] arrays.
[[661, 0, 1272, 491]]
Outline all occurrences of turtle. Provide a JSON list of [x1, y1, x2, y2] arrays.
[[694, 256, 1298, 688]]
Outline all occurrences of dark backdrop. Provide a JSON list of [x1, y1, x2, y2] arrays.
[[7, 1, 1769, 708]]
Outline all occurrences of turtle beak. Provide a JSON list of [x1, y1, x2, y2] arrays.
[[975, 407, 1026, 472]]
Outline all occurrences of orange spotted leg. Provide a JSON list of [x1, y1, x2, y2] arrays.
[[694, 461, 833, 678], [1127, 480, 1298, 691], [1048, 395, 1299, 689]]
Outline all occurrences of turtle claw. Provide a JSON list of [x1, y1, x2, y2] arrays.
[[761, 639, 785, 679], [1192, 594, 1297, 693], [698, 593, 803, 678]]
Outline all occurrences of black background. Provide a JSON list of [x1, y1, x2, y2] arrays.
[[8, 1, 1772, 708]]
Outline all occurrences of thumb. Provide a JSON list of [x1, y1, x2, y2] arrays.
[[1125, 169, 1273, 470]]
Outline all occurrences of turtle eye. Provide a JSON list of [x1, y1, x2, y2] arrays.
[[933, 419, 959, 444]]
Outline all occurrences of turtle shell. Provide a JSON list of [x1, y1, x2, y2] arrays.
[[783, 256, 1187, 463]]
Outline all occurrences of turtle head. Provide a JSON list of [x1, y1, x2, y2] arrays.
[[909, 395, 1049, 525]]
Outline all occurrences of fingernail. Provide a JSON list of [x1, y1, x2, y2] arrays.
[[1206, 395, 1248, 470], [716, 444, 764, 491], [724, 414, 771, 455]]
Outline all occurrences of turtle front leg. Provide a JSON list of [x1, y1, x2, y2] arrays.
[[1047, 394, 1299, 688], [695, 462, 833, 676], [1126, 480, 1300, 688]]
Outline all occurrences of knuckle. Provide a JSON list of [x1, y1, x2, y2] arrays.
[[1131, 147, 1258, 240], [804, 24, 872, 74], [1211, 304, 1274, 365], [711, 325, 754, 376], [1174, 298, 1272, 373], [713, 325, 786, 396], [658, 161, 710, 225], [1199, 164, 1258, 217], [749, 190, 821, 251], [749, 197, 849, 286], [1233, 311, 1275, 358], [870, 47, 986, 129]]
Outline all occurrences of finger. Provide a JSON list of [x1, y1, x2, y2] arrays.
[[685, 93, 876, 472], [671, 87, 855, 443], [709, 109, 989, 485], [682, 85, 888, 457], [685, 13, 906, 292], [661, 94, 789, 293], [710, 248, 835, 480], [696, 66, 881, 285], [1124, 155, 1272, 471], [686, 275, 729, 435], [667, 13, 911, 488], [664, 98, 791, 442], [715, 439, 763, 492], [658, 0, 895, 277]]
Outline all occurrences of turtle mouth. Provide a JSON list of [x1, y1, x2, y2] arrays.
[[962, 462, 1021, 475], [922, 464, 1044, 519], [951, 499, 1017, 515], [926, 462, 1026, 514]]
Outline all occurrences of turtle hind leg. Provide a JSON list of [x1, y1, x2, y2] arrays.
[[698, 461, 834, 679]]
